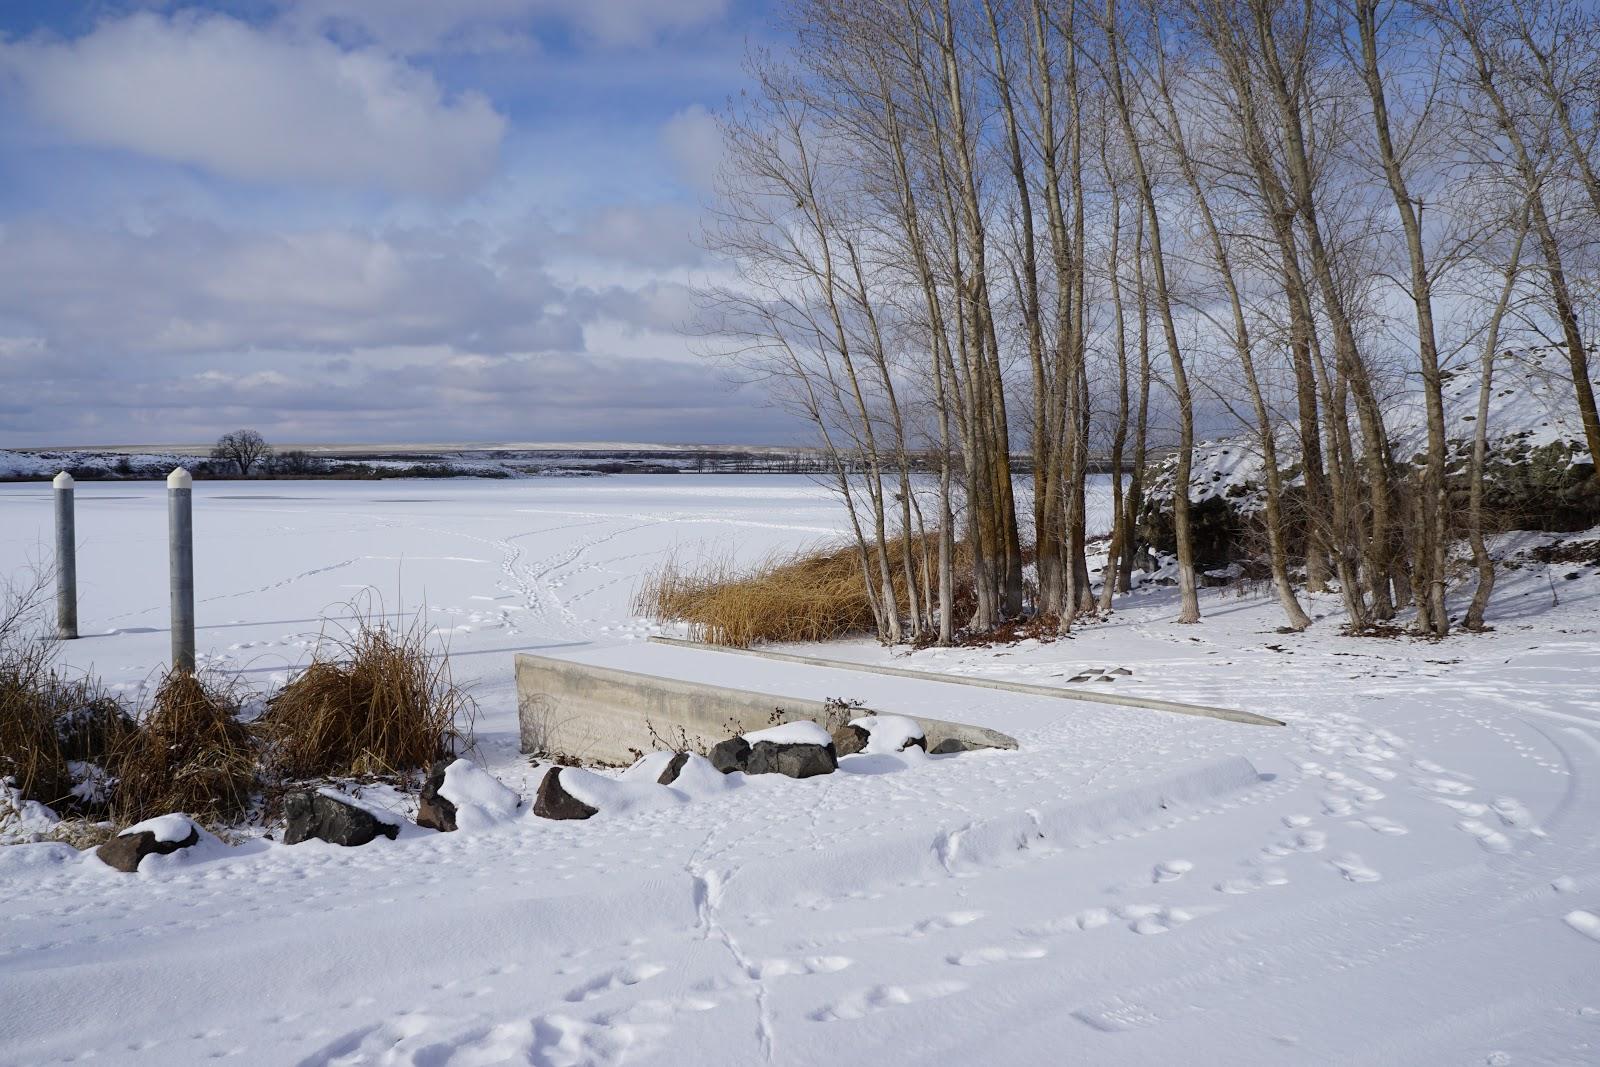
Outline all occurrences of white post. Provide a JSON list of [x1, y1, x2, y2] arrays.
[[168, 467, 195, 673], [53, 471, 77, 639]]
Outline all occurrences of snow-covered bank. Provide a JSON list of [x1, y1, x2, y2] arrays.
[[2, 477, 1598, 1065]]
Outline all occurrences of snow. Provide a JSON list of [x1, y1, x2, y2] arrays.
[[0, 476, 1597, 1064], [316, 786, 403, 827], [120, 812, 197, 843], [851, 714, 925, 754], [744, 720, 833, 747], [438, 758, 522, 829]]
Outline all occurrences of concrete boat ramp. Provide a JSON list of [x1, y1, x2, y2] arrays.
[[516, 640, 1281, 766]]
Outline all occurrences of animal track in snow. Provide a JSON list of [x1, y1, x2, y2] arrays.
[[1353, 815, 1409, 836]]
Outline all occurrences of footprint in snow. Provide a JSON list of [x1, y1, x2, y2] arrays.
[[947, 944, 1048, 966], [1457, 819, 1513, 853], [1153, 859, 1193, 883], [1354, 815, 1408, 836], [1328, 853, 1381, 883], [564, 962, 666, 1003], [1566, 911, 1600, 943], [1216, 868, 1289, 894], [749, 956, 852, 979], [810, 981, 967, 1021]]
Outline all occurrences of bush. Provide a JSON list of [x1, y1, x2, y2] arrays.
[[110, 670, 256, 825], [635, 534, 959, 647], [257, 608, 473, 780]]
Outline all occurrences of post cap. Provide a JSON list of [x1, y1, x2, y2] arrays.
[[52, 471, 75, 489], [167, 467, 193, 489]]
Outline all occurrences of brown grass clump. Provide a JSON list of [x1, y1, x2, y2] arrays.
[[110, 669, 256, 825], [1, 638, 131, 812], [634, 535, 967, 647], [257, 610, 473, 781]]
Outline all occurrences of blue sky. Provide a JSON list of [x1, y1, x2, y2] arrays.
[[0, 0, 803, 446]]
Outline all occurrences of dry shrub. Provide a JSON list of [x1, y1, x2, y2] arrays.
[[635, 534, 968, 647], [1, 565, 132, 812], [257, 609, 473, 780], [110, 669, 256, 825]]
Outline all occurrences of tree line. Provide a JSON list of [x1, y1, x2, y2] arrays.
[[703, 0, 1600, 642]]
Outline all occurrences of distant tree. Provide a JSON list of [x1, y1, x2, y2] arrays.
[[211, 430, 272, 477], [274, 450, 324, 476]]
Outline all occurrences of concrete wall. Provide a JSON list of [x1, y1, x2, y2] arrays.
[[515, 653, 1018, 767]]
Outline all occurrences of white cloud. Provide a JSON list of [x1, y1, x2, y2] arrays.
[[0, 12, 506, 195], [284, 0, 731, 51], [661, 104, 723, 192]]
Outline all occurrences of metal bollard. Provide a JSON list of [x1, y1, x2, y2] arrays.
[[168, 467, 196, 673], [53, 471, 77, 639]]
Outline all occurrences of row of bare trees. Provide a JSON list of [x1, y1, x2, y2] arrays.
[[704, 0, 1600, 643]]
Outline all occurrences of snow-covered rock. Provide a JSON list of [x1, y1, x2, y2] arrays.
[[95, 813, 201, 872], [743, 720, 833, 746], [418, 759, 523, 832], [850, 715, 927, 755]]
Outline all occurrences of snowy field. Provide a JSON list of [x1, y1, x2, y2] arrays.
[[1, 476, 1598, 1066]]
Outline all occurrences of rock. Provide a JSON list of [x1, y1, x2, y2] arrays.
[[710, 737, 751, 775], [658, 752, 691, 785], [930, 738, 977, 755], [831, 723, 870, 757], [95, 814, 200, 873], [745, 741, 837, 779], [533, 767, 598, 820], [416, 762, 458, 832], [283, 791, 400, 847], [1108, 667, 1133, 677], [422, 759, 521, 831]]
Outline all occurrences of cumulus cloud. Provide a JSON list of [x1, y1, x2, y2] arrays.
[[0, 12, 506, 195], [0, 212, 792, 445]]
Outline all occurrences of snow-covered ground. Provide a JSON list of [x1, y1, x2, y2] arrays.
[[1, 476, 1597, 1066]]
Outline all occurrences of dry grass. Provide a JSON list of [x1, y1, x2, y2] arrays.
[[1, 563, 133, 812], [257, 608, 473, 781], [110, 669, 256, 825], [634, 535, 964, 647]]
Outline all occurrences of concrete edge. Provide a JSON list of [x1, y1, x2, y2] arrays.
[[514, 652, 1020, 767], [645, 636, 1288, 728]]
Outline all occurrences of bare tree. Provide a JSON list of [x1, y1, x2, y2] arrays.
[[212, 430, 273, 478]]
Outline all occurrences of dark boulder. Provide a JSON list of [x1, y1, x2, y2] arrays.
[[283, 791, 399, 847], [710, 737, 751, 775], [658, 752, 691, 786], [830, 723, 870, 757], [745, 741, 837, 779], [532, 767, 598, 821], [95, 819, 200, 873], [416, 762, 458, 832]]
